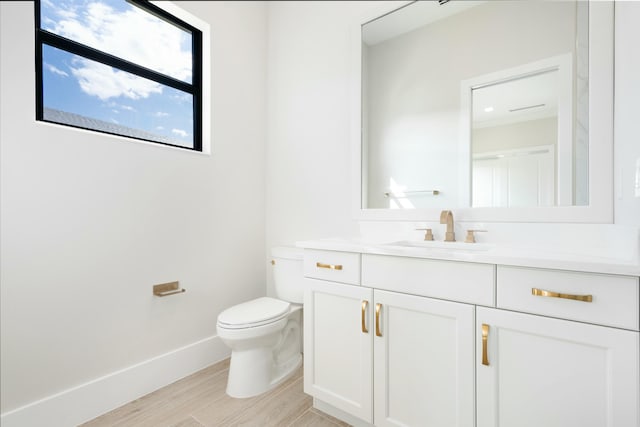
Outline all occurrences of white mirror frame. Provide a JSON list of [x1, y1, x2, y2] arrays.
[[352, 1, 613, 223], [461, 53, 574, 207]]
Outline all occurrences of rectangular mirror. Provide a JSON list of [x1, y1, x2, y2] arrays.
[[354, 0, 613, 222]]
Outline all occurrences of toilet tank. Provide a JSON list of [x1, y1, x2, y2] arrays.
[[271, 246, 304, 303]]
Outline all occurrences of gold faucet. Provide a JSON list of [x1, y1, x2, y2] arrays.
[[440, 210, 455, 242]]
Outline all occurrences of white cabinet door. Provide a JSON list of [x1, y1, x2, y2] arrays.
[[304, 278, 374, 423], [374, 290, 475, 427], [477, 307, 640, 427]]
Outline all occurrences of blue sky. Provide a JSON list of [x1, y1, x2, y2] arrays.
[[41, 0, 195, 147]]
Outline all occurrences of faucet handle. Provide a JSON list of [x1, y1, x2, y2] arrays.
[[415, 228, 434, 241], [465, 229, 487, 243]]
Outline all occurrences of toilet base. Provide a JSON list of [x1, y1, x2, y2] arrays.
[[226, 351, 302, 398], [219, 305, 303, 399], [270, 352, 302, 389]]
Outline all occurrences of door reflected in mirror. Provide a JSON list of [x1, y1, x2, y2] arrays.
[[362, 0, 589, 210]]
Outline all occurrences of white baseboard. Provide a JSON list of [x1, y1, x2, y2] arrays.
[[0, 335, 230, 427]]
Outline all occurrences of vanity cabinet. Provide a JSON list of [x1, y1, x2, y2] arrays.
[[373, 289, 475, 427], [477, 266, 640, 427], [304, 251, 477, 426], [302, 248, 640, 427], [476, 307, 639, 427], [304, 278, 373, 421]]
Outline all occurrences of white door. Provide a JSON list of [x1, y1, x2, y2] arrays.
[[476, 307, 639, 427], [374, 290, 475, 427], [303, 278, 374, 423]]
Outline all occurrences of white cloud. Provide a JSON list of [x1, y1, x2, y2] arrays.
[[172, 128, 188, 138], [106, 101, 136, 112], [56, 8, 78, 20], [153, 111, 169, 118], [70, 57, 162, 101], [156, 126, 164, 130], [48, 1, 192, 83], [45, 62, 69, 77], [171, 93, 191, 104], [42, 16, 56, 28]]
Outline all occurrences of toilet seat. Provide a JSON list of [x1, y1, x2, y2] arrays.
[[217, 297, 290, 330]]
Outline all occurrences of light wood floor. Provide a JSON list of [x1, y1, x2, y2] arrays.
[[81, 358, 350, 427]]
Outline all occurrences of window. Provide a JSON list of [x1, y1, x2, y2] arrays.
[[35, 0, 203, 151]]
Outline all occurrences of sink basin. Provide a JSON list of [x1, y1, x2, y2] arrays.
[[385, 240, 494, 252]]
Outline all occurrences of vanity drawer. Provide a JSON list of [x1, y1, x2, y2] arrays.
[[303, 249, 361, 285], [497, 266, 639, 330], [362, 254, 495, 306]]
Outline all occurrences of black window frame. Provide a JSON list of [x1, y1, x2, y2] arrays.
[[35, 0, 203, 152]]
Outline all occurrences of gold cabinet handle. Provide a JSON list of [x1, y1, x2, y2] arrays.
[[532, 288, 593, 303], [482, 324, 490, 366], [316, 262, 343, 271], [375, 303, 382, 337], [361, 300, 369, 333]]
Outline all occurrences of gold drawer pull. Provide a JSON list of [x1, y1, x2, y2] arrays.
[[532, 288, 593, 303], [482, 324, 489, 366], [361, 300, 369, 334], [375, 303, 382, 337], [316, 262, 343, 270]]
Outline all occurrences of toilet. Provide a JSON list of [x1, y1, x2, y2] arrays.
[[216, 246, 305, 398]]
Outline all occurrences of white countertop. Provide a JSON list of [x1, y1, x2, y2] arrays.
[[297, 238, 640, 276]]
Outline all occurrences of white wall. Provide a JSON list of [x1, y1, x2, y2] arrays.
[[265, 1, 368, 295], [0, 0, 267, 416], [473, 118, 558, 154]]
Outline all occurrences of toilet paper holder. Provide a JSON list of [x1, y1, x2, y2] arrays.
[[153, 281, 186, 297]]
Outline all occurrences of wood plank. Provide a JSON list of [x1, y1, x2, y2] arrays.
[[217, 377, 311, 427], [289, 409, 346, 427], [170, 416, 205, 427], [192, 366, 304, 426], [308, 408, 352, 427]]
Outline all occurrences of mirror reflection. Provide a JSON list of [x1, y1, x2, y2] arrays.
[[472, 68, 562, 207], [362, 0, 589, 210]]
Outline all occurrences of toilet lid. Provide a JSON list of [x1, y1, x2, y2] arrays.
[[217, 297, 290, 329]]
